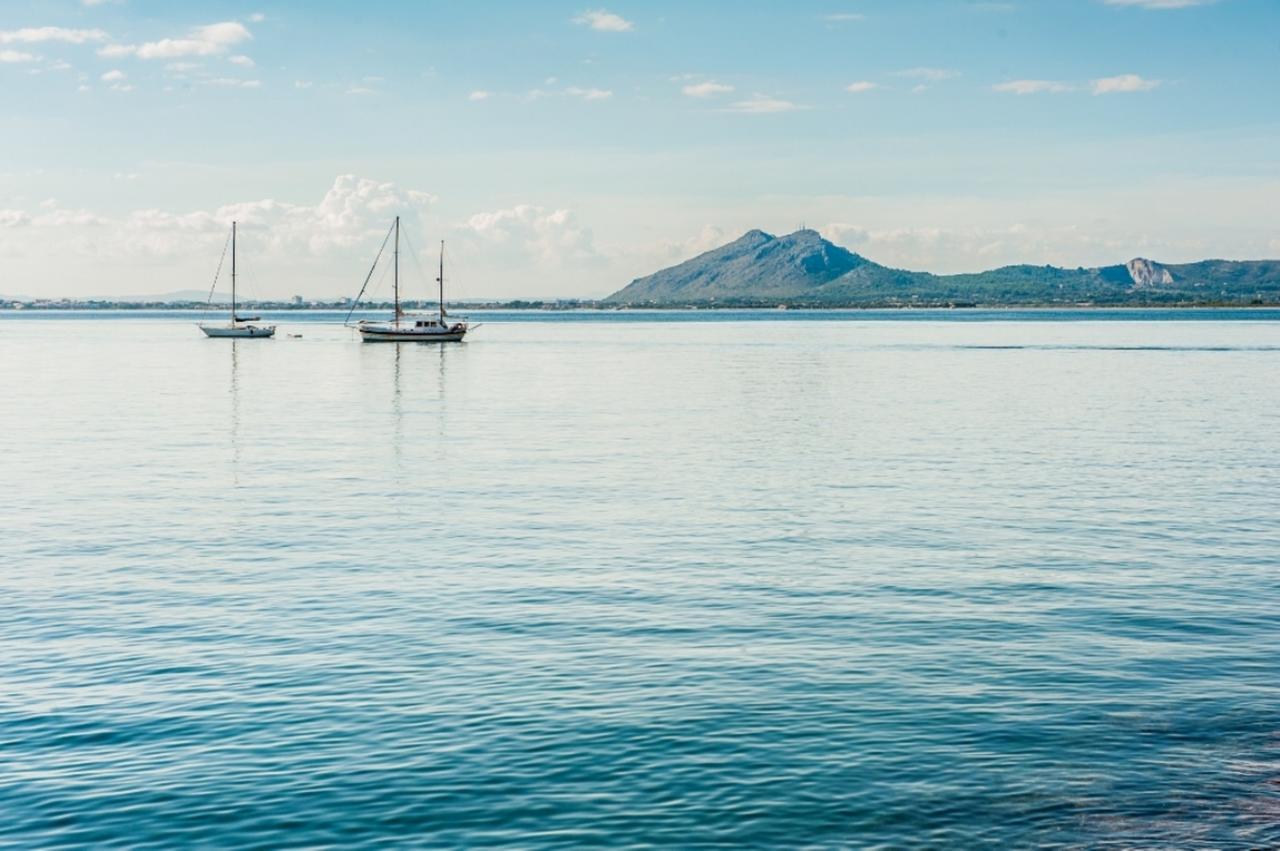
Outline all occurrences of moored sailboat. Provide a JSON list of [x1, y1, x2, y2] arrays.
[[199, 221, 276, 339], [348, 216, 469, 343]]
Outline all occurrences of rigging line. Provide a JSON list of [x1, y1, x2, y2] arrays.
[[206, 227, 232, 309], [401, 227, 432, 305], [344, 219, 397, 327]]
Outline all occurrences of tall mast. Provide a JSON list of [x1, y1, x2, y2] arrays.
[[438, 240, 445, 322], [231, 220, 237, 320], [393, 215, 400, 319]]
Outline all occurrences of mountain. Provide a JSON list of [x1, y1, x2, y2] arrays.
[[605, 229, 1280, 306]]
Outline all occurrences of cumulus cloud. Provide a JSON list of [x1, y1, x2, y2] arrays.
[[564, 86, 612, 100], [460, 205, 600, 267], [845, 81, 878, 93], [572, 9, 635, 31], [993, 79, 1073, 94], [682, 80, 734, 98], [99, 21, 251, 60], [0, 27, 107, 45], [724, 94, 803, 113], [0, 175, 436, 264], [1091, 73, 1160, 94]]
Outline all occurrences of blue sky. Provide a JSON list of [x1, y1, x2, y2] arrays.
[[1, 0, 1278, 299]]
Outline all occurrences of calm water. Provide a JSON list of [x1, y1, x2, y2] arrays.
[[2, 312, 1279, 848]]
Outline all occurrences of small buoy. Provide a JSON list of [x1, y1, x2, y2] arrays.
[[288, 333, 303, 338]]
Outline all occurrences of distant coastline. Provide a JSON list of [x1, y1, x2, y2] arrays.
[[5, 298, 1280, 312]]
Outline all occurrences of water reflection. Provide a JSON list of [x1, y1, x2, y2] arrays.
[[229, 339, 241, 484]]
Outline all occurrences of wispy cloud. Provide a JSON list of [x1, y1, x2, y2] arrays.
[[682, 80, 734, 98], [99, 21, 251, 60], [1091, 73, 1160, 94], [0, 27, 107, 45], [572, 9, 634, 32], [1102, 0, 1212, 8], [823, 13, 865, 22], [228, 54, 254, 68], [208, 77, 262, 89], [565, 86, 612, 100], [100, 68, 125, 82], [845, 81, 878, 93], [249, 12, 266, 23], [993, 79, 1073, 94], [468, 90, 492, 101], [0, 49, 39, 63], [893, 67, 961, 81], [724, 93, 803, 114]]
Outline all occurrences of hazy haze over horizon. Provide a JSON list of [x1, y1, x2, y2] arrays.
[[1, 0, 1278, 300]]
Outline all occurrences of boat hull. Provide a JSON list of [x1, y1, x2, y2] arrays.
[[200, 324, 276, 338], [359, 328, 466, 343]]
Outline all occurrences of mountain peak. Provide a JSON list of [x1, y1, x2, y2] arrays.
[[606, 226, 873, 303]]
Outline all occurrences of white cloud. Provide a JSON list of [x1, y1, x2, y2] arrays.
[[97, 44, 136, 58], [294, 80, 313, 89], [249, 12, 266, 23], [461, 204, 600, 267], [346, 86, 376, 95], [100, 21, 252, 60], [724, 93, 802, 113], [572, 9, 634, 32], [823, 13, 865, 21], [896, 67, 957, 81], [564, 86, 612, 100], [49, 59, 73, 71], [208, 77, 262, 88], [682, 80, 734, 98], [1092, 73, 1160, 94], [0, 175, 438, 278], [0, 50, 38, 63], [845, 81, 878, 93], [468, 90, 492, 101], [993, 79, 1073, 94], [893, 67, 960, 81], [228, 54, 254, 67], [100, 69, 126, 82], [1103, 0, 1212, 8], [0, 27, 107, 45]]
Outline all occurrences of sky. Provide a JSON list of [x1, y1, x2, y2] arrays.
[[1, 0, 1278, 300]]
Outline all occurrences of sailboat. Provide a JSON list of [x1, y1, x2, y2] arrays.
[[199, 221, 276, 339], [351, 216, 468, 343]]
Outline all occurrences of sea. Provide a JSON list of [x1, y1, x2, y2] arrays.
[[2, 309, 1279, 848]]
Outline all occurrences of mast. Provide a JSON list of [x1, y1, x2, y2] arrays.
[[438, 240, 445, 322], [231, 220, 237, 321], [393, 215, 400, 319]]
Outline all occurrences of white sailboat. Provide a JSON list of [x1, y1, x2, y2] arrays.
[[350, 216, 469, 343], [199, 221, 276, 339]]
